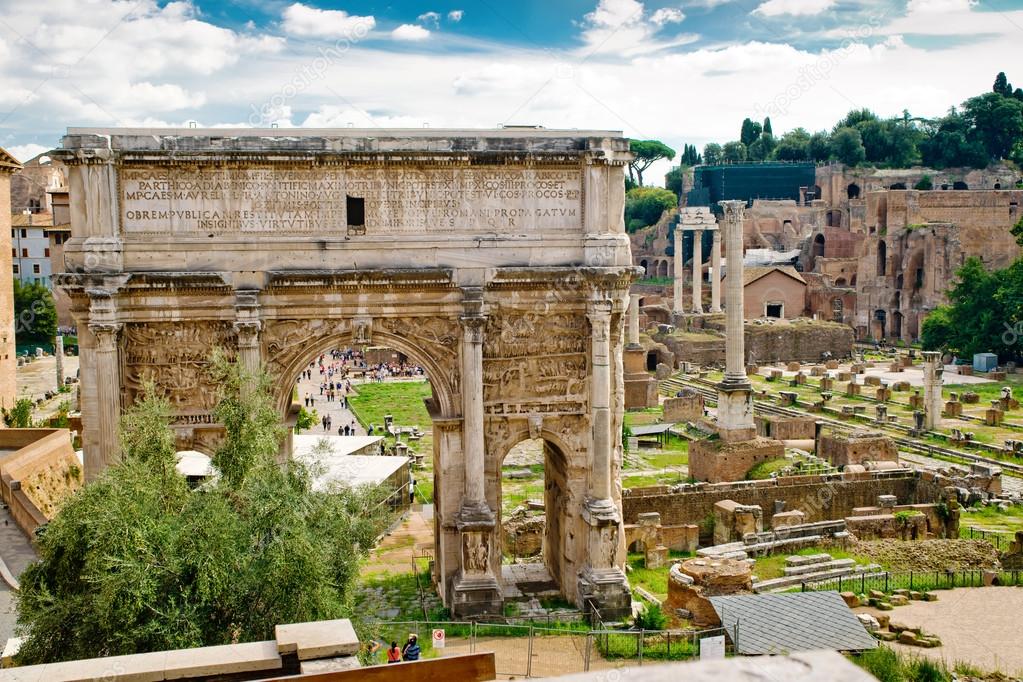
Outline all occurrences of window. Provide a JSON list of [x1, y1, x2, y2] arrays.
[[21, 248, 27, 258], [12, 264, 18, 274], [346, 196, 365, 228], [33, 263, 40, 274], [10, 248, 14, 257], [766, 303, 783, 318], [44, 248, 50, 257], [20, 229, 26, 238]]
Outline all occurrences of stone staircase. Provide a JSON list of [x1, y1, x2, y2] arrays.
[[752, 553, 883, 592]]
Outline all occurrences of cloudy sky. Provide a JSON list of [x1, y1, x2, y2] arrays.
[[2, 0, 1022, 184]]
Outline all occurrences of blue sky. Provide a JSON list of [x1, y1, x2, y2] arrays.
[[2, 0, 1023, 183]]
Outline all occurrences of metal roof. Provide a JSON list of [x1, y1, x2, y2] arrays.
[[709, 592, 877, 655], [630, 423, 676, 436]]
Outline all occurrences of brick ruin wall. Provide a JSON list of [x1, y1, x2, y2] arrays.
[[622, 471, 933, 528]]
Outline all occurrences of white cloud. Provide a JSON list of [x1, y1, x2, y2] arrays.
[[281, 3, 376, 38], [418, 11, 441, 28], [585, 0, 645, 28], [906, 0, 977, 13], [7, 144, 51, 163], [448, 10, 464, 22], [650, 7, 685, 25], [392, 24, 431, 41], [752, 0, 836, 17]]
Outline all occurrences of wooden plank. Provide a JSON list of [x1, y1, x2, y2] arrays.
[[263, 653, 496, 682]]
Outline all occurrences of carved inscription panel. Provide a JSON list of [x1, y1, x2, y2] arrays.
[[120, 166, 582, 235]]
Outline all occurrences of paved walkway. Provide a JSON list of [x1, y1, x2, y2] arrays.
[[859, 586, 1023, 677], [294, 360, 366, 437], [0, 505, 38, 645]]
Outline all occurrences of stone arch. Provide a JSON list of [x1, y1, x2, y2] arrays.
[[892, 310, 904, 340], [658, 260, 668, 278], [813, 233, 826, 259], [834, 277, 847, 287], [488, 419, 587, 596], [873, 309, 887, 340], [850, 273, 857, 286], [847, 183, 861, 199], [269, 326, 458, 419], [953, 181, 969, 190], [877, 240, 887, 276], [889, 182, 906, 190], [826, 210, 842, 228], [639, 259, 649, 277]]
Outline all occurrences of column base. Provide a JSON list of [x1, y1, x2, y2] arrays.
[[457, 500, 496, 529], [709, 306, 722, 313], [577, 567, 632, 623], [582, 497, 621, 525], [451, 572, 503, 618]]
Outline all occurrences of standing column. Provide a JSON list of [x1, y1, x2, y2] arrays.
[[673, 227, 684, 315], [627, 294, 640, 347], [721, 201, 747, 382], [460, 314, 487, 508], [922, 351, 943, 430], [710, 227, 722, 313], [691, 228, 704, 313], [90, 323, 122, 469], [55, 334, 64, 387], [234, 322, 262, 391], [588, 298, 613, 505]]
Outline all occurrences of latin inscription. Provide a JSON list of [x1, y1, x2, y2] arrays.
[[120, 167, 582, 234]]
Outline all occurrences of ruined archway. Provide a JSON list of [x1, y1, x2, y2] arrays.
[[58, 127, 636, 621], [813, 233, 826, 259], [847, 183, 861, 199]]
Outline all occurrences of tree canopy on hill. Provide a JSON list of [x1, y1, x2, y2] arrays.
[[14, 356, 388, 664], [701, 72, 1023, 169], [625, 186, 677, 232]]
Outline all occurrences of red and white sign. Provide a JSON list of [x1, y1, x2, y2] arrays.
[[432, 629, 445, 649]]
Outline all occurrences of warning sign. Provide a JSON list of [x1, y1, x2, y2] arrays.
[[432, 628, 445, 649]]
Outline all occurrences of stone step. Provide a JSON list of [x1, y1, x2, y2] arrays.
[[782, 558, 856, 576], [741, 535, 824, 557], [785, 553, 834, 568], [753, 563, 882, 592], [696, 542, 745, 557]]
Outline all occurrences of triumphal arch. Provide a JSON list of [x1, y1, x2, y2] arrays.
[[54, 127, 635, 618]]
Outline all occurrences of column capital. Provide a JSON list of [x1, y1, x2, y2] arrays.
[[459, 314, 486, 344], [88, 322, 122, 351], [234, 320, 262, 347], [586, 297, 613, 320], [718, 199, 746, 223]]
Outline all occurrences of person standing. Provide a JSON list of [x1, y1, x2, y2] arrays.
[[401, 634, 420, 661], [386, 641, 401, 664]]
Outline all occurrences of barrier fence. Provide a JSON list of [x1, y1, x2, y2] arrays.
[[801, 569, 1023, 594], [361, 620, 731, 677]]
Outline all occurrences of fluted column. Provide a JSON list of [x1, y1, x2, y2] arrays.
[[90, 322, 122, 470], [691, 228, 704, 314], [710, 228, 722, 313], [627, 294, 640, 347], [673, 227, 683, 314], [721, 201, 747, 382], [588, 298, 613, 504], [922, 351, 943, 430], [460, 314, 487, 507]]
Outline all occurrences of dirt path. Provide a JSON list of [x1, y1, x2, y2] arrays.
[[858, 586, 1023, 677], [362, 508, 434, 576]]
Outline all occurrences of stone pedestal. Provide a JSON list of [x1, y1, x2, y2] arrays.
[[689, 436, 784, 483], [451, 505, 502, 616], [624, 346, 657, 409]]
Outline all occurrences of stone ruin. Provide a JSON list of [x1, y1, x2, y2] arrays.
[[817, 430, 899, 469], [664, 557, 753, 627], [624, 511, 699, 567], [663, 388, 705, 423]]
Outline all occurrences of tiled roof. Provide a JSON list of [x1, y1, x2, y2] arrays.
[[709, 592, 877, 655], [739, 265, 807, 287], [11, 212, 54, 227]]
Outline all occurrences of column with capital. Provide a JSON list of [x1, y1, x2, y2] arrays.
[[578, 297, 631, 621], [691, 228, 704, 314], [673, 226, 684, 315], [90, 322, 123, 473], [627, 294, 640, 348], [451, 289, 500, 616], [234, 289, 263, 395], [716, 200, 755, 441], [710, 226, 722, 313]]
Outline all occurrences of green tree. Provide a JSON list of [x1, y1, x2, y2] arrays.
[[994, 71, 1012, 96], [963, 92, 1023, 160], [664, 166, 683, 197], [740, 118, 762, 146], [721, 141, 747, 164], [763, 117, 773, 137], [702, 143, 723, 165], [15, 361, 388, 664], [628, 139, 676, 186], [13, 279, 57, 346], [829, 127, 867, 166], [747, 134, 775, 162], [914, 175, 933, 190], [624, 187, 677, 231], [807, 131, 831, 161], [919, 109, 988, 168], [773, 128, 810, 161], [1011, 214, 1023, 247]]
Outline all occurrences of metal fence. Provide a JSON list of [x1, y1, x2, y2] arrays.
[[363, 620, 730, 677], [963, 525, 1009, 550], [801, 569, 1023, 594]]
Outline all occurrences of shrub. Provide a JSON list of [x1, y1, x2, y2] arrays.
[[634, 602, 667, 630]]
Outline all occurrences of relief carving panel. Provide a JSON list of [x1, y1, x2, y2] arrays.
[[121, 321, 236, 419]]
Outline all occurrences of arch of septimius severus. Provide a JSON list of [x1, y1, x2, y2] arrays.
[[53, 127, 635, 619]]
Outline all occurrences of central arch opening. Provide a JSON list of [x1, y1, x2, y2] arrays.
[[499, 436, 570, 604]]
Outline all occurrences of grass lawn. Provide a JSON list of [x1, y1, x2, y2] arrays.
[[626, 552, 694, 600], [639, 451, 689, 469], [745, 457, 790, 480], [348, 380, 433, 455], [960, 504, 1023, 540], [622, 473, 687, 488], [751, 546, 879, 580]]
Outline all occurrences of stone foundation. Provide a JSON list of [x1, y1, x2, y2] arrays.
[[755, 414, 816, 440], [689, 436, 785, 483], [664, 391, 705, 422], [819, 430, 898, 468]]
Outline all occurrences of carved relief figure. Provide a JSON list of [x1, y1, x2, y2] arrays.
[[463, 532, 490, 572]]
